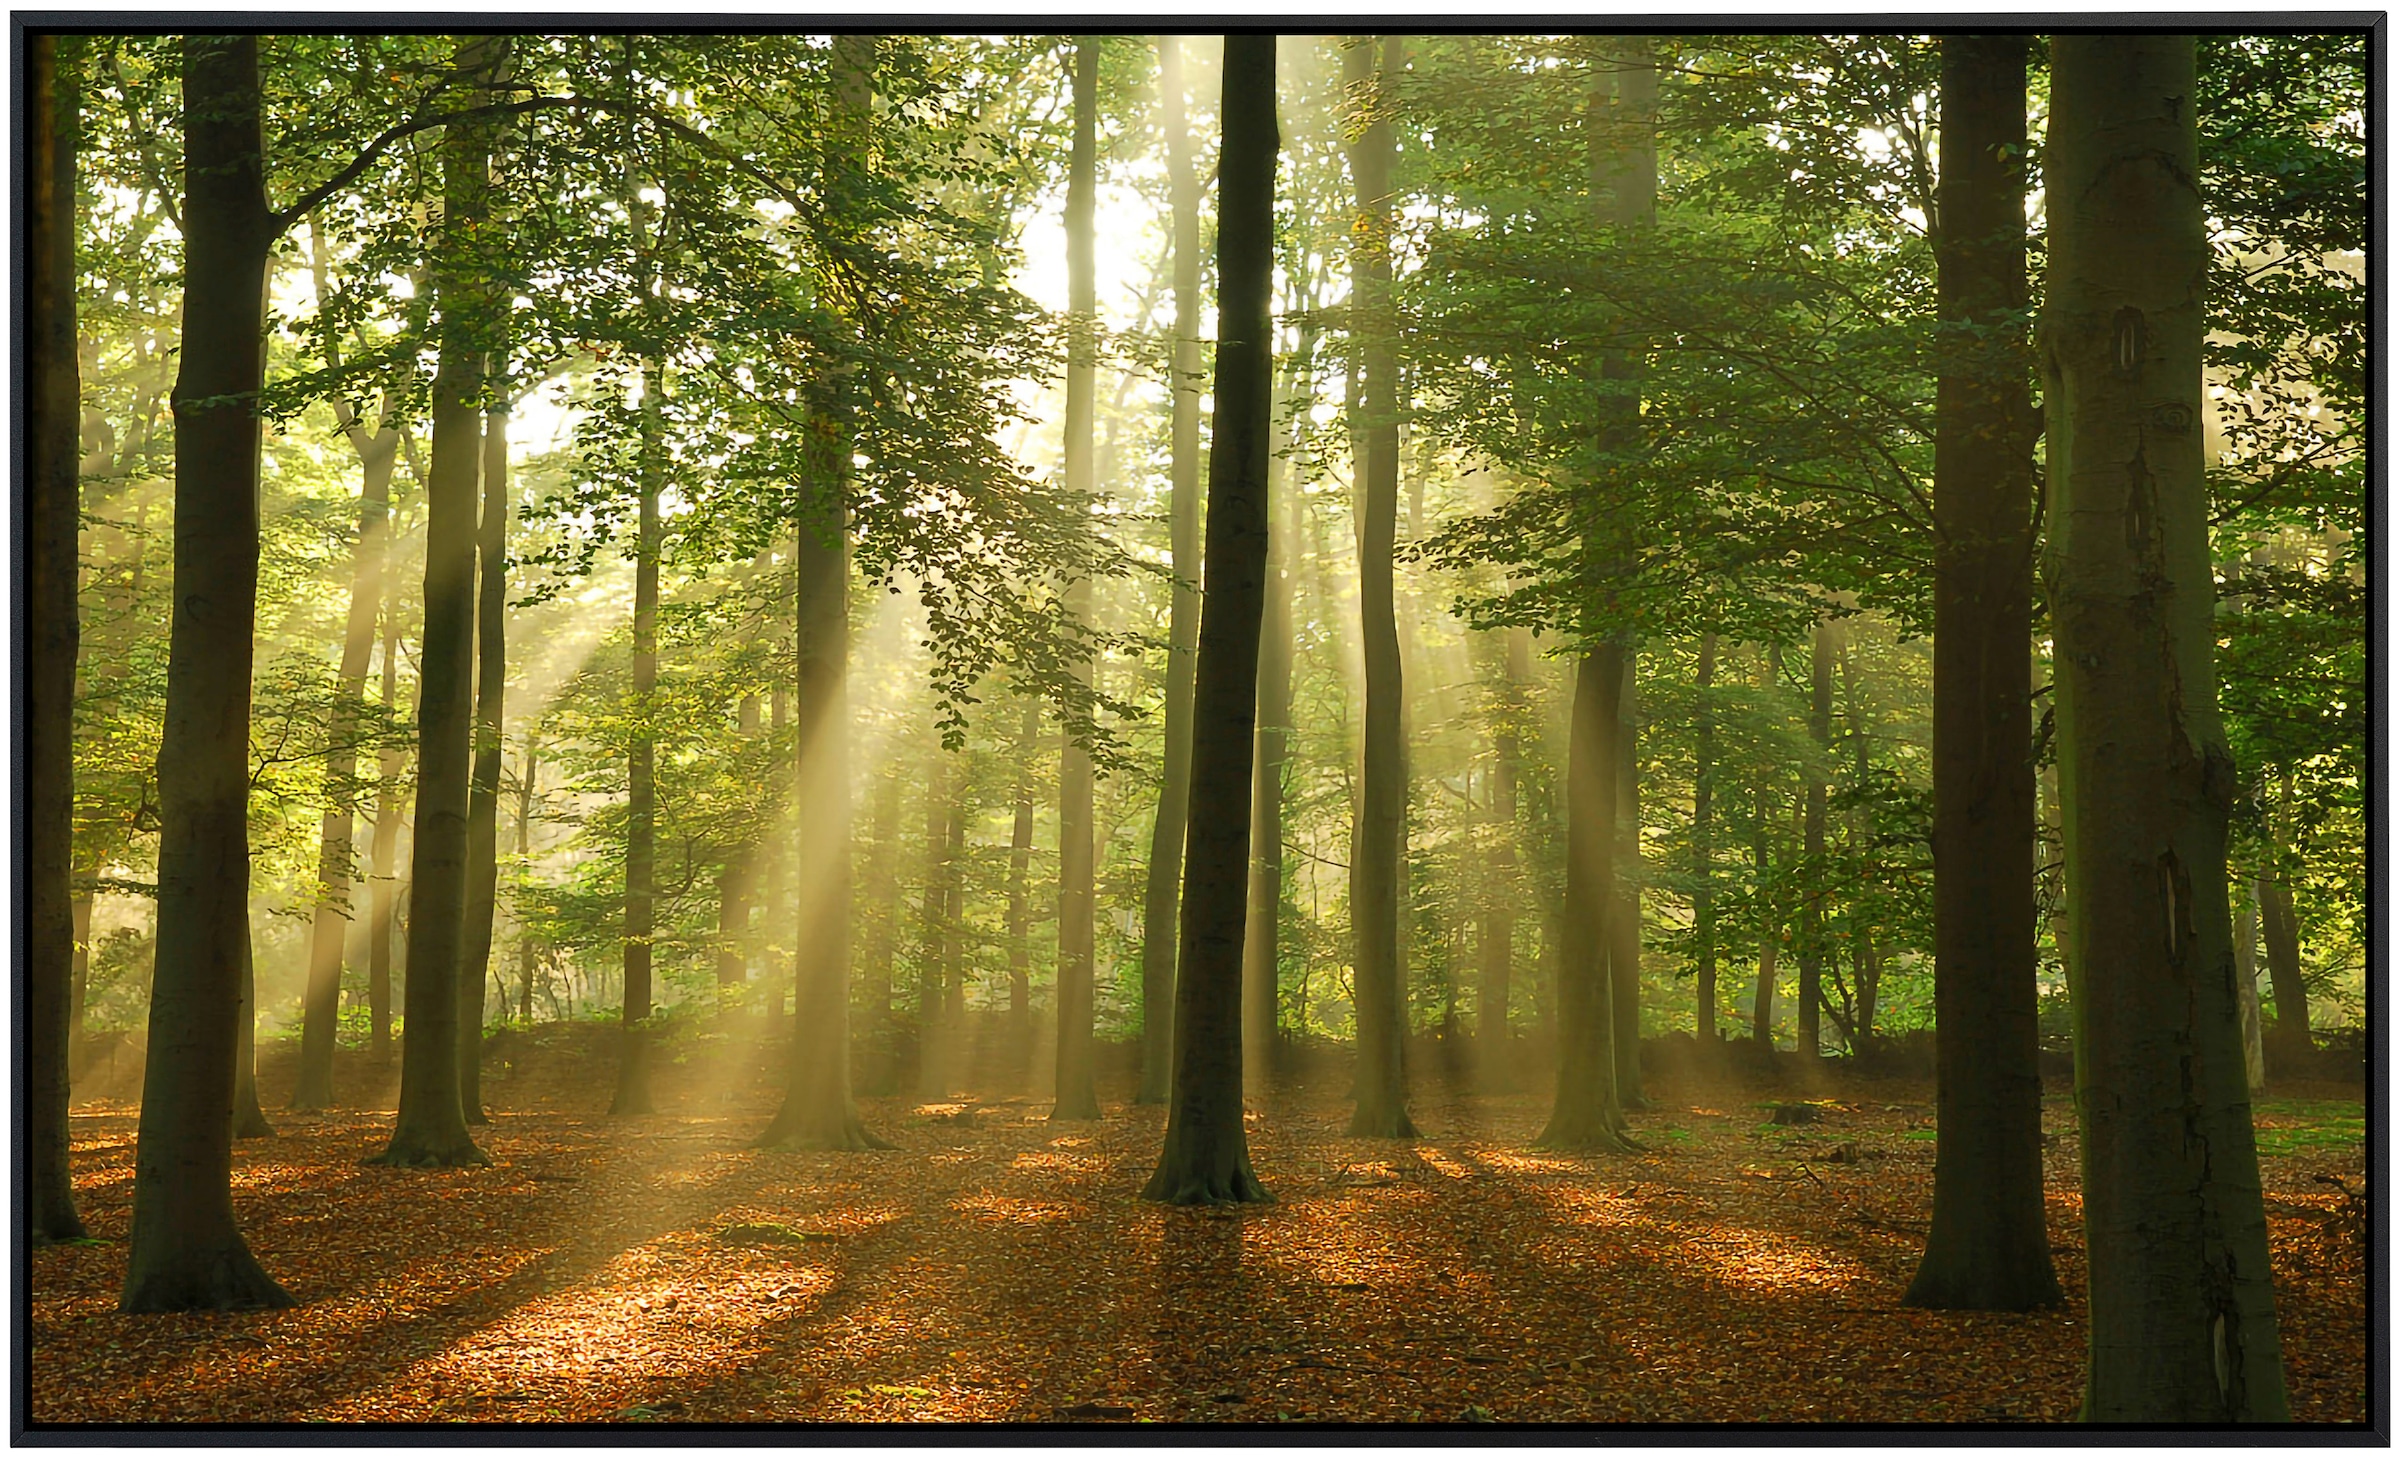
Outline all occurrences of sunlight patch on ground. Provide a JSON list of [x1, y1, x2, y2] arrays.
[[951, 1193, 1078, 1226], [1245, 1200, 1438, 1291], [1414, 1147, 1476, 1179], [1471, 1149, 1593, 1177], [1008, 1149, 1103, 1176]]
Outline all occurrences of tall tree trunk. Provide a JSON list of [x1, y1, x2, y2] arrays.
[[1610, 646, 1645, 1106], [232, 919, 273, 1139], [1345, 33, 1417, 1140], [1244, 323, 1311, 1095], [1538, 643, 1636, 1151], [1691, 633, 1718, 1045], [1052, 38, 1104, 1123], [369, 598, 402, 1056], [515, 729, 539, 1024], [1798, 618, 1834, 1062], [121, 34, 292, 1309], [1144, 34, 1279, 1204], [1475, 627, 1529, 1088], [2234, 884, 2266, 1092], [1750, 648, 1780, 1050], [611, 350, 663, 1113], [459, 396, 509, 1124], [1905, 34, 2063, 1314], [292, 253, 402, 1112], [27, 31, 88, 1243], [2259, 773, 2314, 1074], [1007, 701, 1039, 1055], [2045, 33, 2286, 1421], [1138, 33, 1204, 1106], [916, 750, 953, 1097], [942, 779, 968, 1029], [374, 34, 503, 1167], [860, 762, 904, 1094], [759, 32, 888, 1150]]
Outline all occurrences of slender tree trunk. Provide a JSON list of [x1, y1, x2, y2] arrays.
[[1538, 642, 1636, 1151], [1751, 670, 1779, 1051], [2259, 772, 2314, 1074], [2045, 33, 2286, 1420], [916, 749, 952, 1096], [1691, 633, 1718, 1045], [374, 34, 504, 1168], [2234, 885, 2266, 1092], [370, 599, 401, 1056], [27, 31, 88, 1243], [1475, 627, 1528, 1088], [610, 350, 663, 1117], [1007, 702, 1038, 1052], [1052, 38, 1104, 1123], [1138, 33, 1205, 1106], [293, 350, 400, 1108], [859, 764, 904, 1093], [1244, 326, 1311, 1095], [1798, 618, 1834, 1062], [1144, 34, 1279, 1203], [121, 34, 292, 1309], [1345, 33, 1417, 1140], [1906, 35, 2062, 1313], [459, 397, 509, 1124], [516, 729, 538, 1024], [70, 878, 95, 1076], [232, 920, 273, 1139], [942, 780, 968, 1028], [1610, 646, 1645, 1106]]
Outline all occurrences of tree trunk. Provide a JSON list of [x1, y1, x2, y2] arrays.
[[516, 729, 539, 1025], [1799, 619, 1834, 1063], [1143, 33, 1278, 1205], [1537, 643, 1636, 1151], [1475, 626, 1529, 1088], [2234, 885, 2266, 1092], [1244, 325, 1310, 1096], [232, 921, 273, 1139], [2259, 771, 2314, 1075], [121, 34, 292, 1309], [1345, 33, 1417, 1140], [860, 763, 904, 1094], [459, 397, 509, 1125], [1051, 38, 1103, 1124], [1610, 646, 1645, 1107], [610, 347, 663, 1117], [1007, 701, 1038, 1055], [373, 34, 504, 1167], [27, 31, 88, 1243], [1138, 34, 1205, 1106], [369, 601, 401, 1056], [916, 749, 953, 1097], [1691, 633, 1718, 1045], [2045, 33, 2286, 1421], [1906, 34, 2063, 1313], [293, 231, 402, 1111]]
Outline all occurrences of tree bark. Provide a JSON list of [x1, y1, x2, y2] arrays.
[[1138, 33, 1205, 1106], [1475, 627, 1529, 1088], [2234, 884, 2266, 1092], [459, 397, 509, 1125], [1143, 33, 1279, 1205], [374, 34, 504, 1167], [1345, 33, 1417, 1140], [1691, 633, 1718, 1045], [232, 921, 273, 1139], [1610, 646, 1645, 1106], [2045, 33, 2286, 1421], [121, 34, 293, 1309], [916, 749, 953, 1096], [2258, 772, 2314, 1074], [516, 729, 539, 1024], [1007, 700, 1039, 1055], [1243, 348, 1308, 1095], [860, 762, 904, 1094], [1906, 34, 2062, 1313], [27, 31, 88, 1243], [1538, 642, 1636, 1151], [1799, 618, 1834, 1063], [1052, 38, 1103, 1123], [369, 599, 402, 1056]]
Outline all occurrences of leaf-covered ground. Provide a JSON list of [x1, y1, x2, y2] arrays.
[[32, 1025, 2368, 1427]]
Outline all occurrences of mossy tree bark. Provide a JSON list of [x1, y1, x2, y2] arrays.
[[1143, 33, 1279, 1206], [1345, 33, 1418, 1140], [121, 35, 294, 1308], [2045, 32, 2286, 1422], [1138, 34, 1205, 1106], [1905, 33, 2063, 1314], [1051, 38, 1103, 1123], [28, 31, 89, 1244], [374, 34, 505, 1168]]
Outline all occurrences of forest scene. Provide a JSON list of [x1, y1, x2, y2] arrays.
[[21, 27, 2372, 1430]]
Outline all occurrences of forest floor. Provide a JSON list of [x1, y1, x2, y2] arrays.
[[32, 1021, 2370, 1428]]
